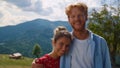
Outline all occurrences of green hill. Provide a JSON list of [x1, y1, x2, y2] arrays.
[[0, 19, 72, 58], [0, 54, 33, 68]]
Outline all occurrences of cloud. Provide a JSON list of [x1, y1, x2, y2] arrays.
[[0, 0, 116, 27], [5, 0, 31, 7], [25, 0, 53, 16], [0, 1, 40, 27], [5, 0, 53, 16], [0, 13, 3, 18]]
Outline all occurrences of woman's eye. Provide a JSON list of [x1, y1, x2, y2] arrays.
[[59, 43, 63, 46], [66, 44, 70, 48]]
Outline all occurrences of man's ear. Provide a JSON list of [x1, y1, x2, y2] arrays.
[[68, 17, 71, 24], [85, 15, 88, 21]]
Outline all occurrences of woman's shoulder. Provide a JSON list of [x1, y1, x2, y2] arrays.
[[35, 54, 50, 64]]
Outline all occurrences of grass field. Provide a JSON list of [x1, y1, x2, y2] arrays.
[[0, 54, 120, 68], [0, 54, 34, 68]]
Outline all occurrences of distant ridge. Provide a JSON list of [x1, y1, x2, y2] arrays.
[[0, 18, 72, 57]]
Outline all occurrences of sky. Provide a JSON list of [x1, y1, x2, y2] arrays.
[[0, 0, 116, 27]]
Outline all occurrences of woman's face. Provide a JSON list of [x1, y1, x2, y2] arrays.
[[68, 7, 87, 31], [53, 37, 71, 57]]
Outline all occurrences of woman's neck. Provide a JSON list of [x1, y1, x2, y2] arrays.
[[48, 51, 59, 59], [73, 29, 89, 40]]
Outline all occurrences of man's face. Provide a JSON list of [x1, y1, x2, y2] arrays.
[[68, 7, 87, 31]]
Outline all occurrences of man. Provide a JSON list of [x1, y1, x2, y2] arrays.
[[60, 2, 111, 68]]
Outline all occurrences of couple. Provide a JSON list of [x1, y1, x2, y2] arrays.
[[32, 2, 111, 68]]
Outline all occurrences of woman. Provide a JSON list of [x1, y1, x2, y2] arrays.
[[32, 26, 72, 68]]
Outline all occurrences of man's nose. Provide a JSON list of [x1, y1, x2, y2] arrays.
[[75, 16, 80, 21]]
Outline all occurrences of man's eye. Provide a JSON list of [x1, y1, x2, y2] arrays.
[[70, 16, 75, 18], [78, 14, 84, 18]]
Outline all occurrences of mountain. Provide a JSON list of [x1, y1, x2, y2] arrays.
[[0, 19, 72, 57]]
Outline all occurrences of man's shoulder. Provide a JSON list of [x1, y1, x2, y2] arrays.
[[93, 33, 105, 40], [92, 33, 107, 45]]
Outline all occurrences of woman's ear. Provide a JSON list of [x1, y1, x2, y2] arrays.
[[52, 40, 55, 47]]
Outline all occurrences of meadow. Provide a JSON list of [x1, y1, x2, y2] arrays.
[[0, 54, 33, 68], [0, 54, 120, 68]]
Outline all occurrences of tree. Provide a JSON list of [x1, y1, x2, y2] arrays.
[[32, 43, 42, 58], [88, 4, 120, 65]]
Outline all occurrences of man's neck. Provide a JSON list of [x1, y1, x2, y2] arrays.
[[73, 29, 89, 40]]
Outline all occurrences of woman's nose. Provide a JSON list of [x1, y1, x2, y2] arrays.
[[61, 46, 66, 51]]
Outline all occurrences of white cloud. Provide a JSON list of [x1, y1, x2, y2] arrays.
[[5, 0, 31, 7], [0, 0, 115, 27], [0, 1, 40, 27], [5, 0, 53, 15]]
